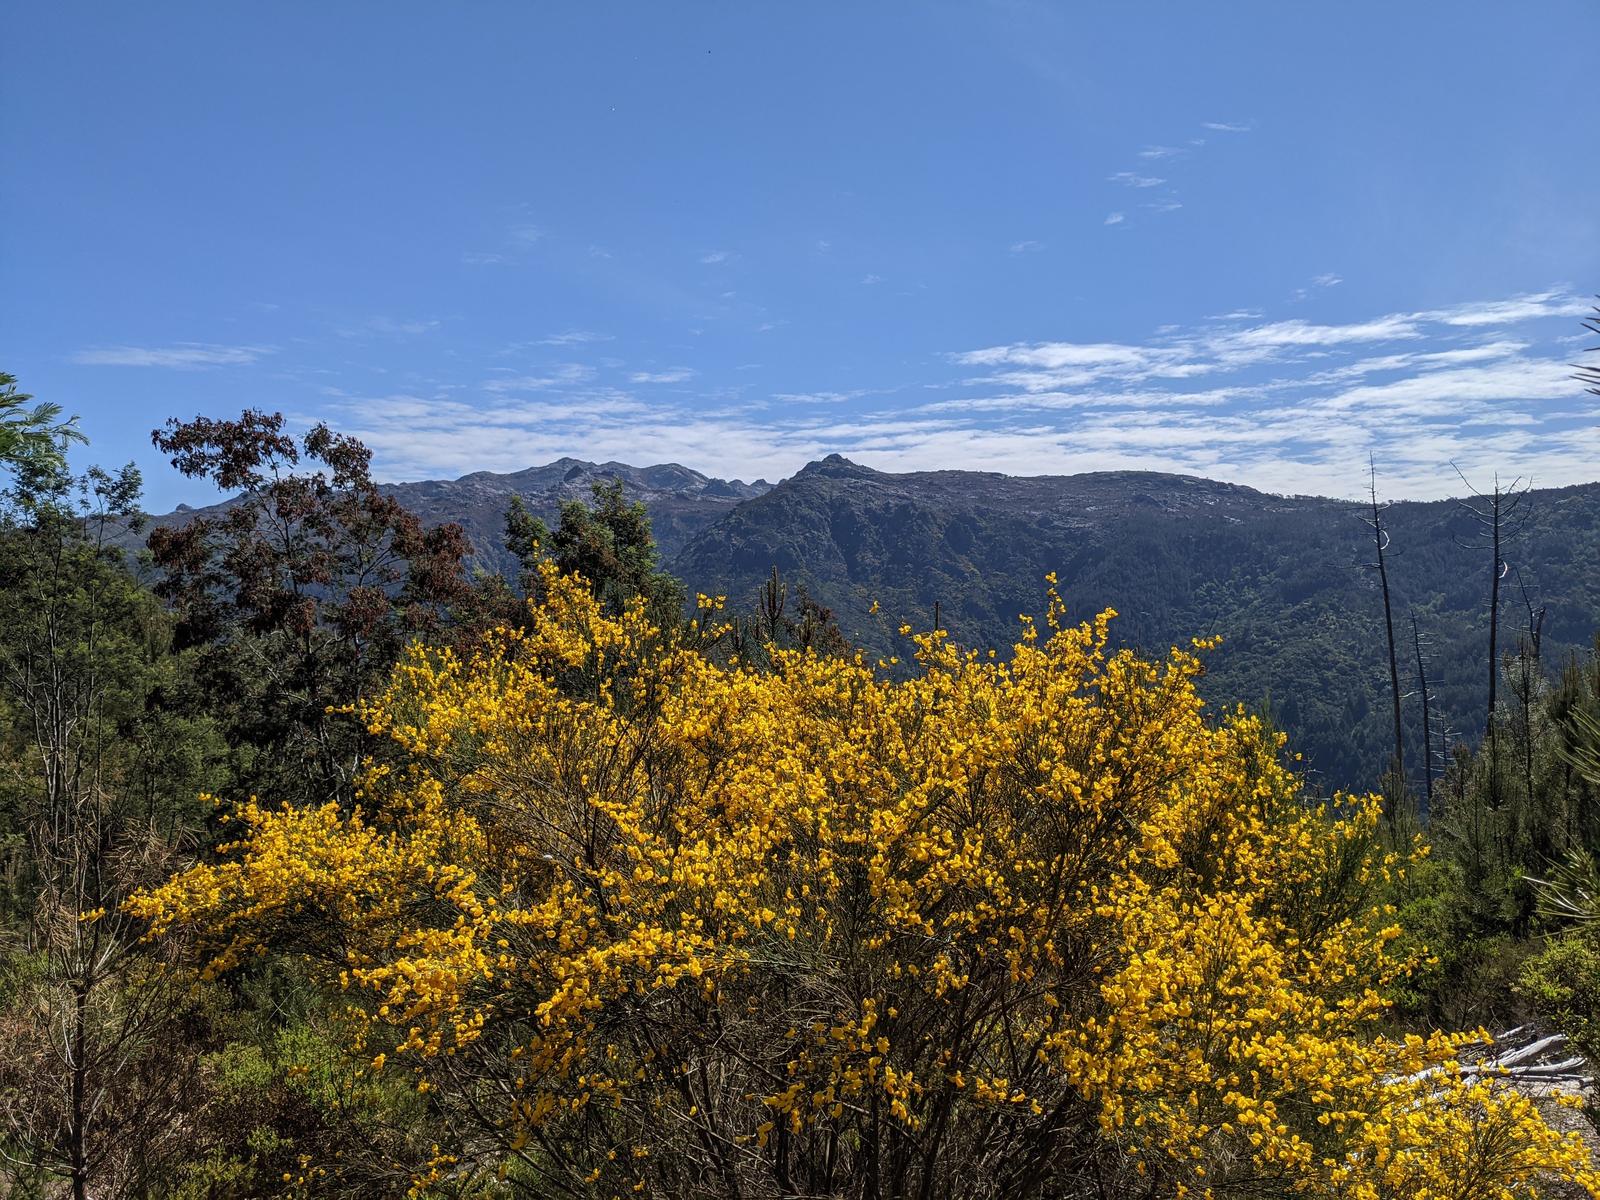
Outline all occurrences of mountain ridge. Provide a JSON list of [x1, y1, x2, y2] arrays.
[[668, 456, 1600, 793], [139, 453, 1600, 791], [147, 457, 772, 579]]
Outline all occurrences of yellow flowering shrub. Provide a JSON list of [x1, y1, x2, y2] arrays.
[[132, 566, 1600, 1198]]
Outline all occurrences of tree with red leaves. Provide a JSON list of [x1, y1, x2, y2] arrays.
[[149, 410, 472, 807]]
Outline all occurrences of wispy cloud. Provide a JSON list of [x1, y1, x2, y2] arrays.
[[1313, 273, 1343, 288], [1009, 240, 1044, 254], [73, 343, 272, 368], [538, 330, 613, 346], [771, 391, 866, 406], [1109, 171, 1165, 188], [345, 317, 440, 338], [484, 363, 596, 392], [465, 219, 547, 265], [700, 250, 733, 265], [1212, 315, 1420, 352], [1104, 212, 1125, 226], [1109, 120, 1247, 224], [1423, 290, 1592, 327], [860, 274, 884, 285], [917, 290, 1591, 497], [325, 288, 1596, 504]]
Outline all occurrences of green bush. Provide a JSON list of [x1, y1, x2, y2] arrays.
[[1518, 930, 1600, 1060]]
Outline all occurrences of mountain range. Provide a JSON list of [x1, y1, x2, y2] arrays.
[[152, 455, 1600, 794]]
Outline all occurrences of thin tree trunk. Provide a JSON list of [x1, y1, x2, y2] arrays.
[[70, 981, 88, 1200], [1412, 613, 1433, 812], [1488, 494, 1502, 809], [1368, 460, 1404, 813]]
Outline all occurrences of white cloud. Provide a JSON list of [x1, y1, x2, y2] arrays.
[[771, 391, 862, 406], [1207, 315, 1420, 352], [956, 341, 1170, 372], [1138, 145, 1187, 160], [955, 314, 1423, 394], [538, 330, 613, 346], [484, 363, 597, 391], [1201, 120, 1255, 133], [1143, 199, 1182, 213], [1422, 290, 1592, 327], [73, 343, 272, 368], [861, 274, 884, 285], [322, 288, 1596, 504], [1009, 240, 1044, 254], [1109, 172, 1165, 188], [1313, 273, 1343, 288], [1318, 340, 1528, 382], [1104, 212, 1125, 226], [700, 250, 733, 264], [352, 317, 440, 338], [1312, 358, 1573, 416]]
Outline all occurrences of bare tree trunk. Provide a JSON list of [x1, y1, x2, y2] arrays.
[[1453, 468, 1531, 813], [1412, 612, 1433, 812], [70, 982, 88, 1200], [1488, 490, 1501, 734], [1364, 459, 1404, 815]]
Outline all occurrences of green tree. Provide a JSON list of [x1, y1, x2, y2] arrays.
[[0, 371, 86, 477], [505, 478, 686, 624], [0, 452, 223, 1199]]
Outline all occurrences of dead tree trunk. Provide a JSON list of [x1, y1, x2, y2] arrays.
[[1453, 466, 1532, 812], [1411, 611, 1434, 813], [1362, 457, 1404, 816]]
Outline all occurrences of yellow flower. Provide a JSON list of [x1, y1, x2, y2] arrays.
[[128, 563, 1600, 1197]]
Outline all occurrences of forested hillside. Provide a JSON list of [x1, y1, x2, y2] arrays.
[[671, 455, 1600, 792], [138, 451, 1600, 792]]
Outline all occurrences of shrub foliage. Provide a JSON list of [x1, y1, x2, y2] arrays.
[[133, 569, 1600, 1198]]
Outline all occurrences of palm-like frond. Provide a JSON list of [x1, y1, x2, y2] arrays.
[[0, 373, 87, 472], [1578, 299, 1600, 397], [1528, 847, 1600, 924], [1556, 704, 1600, 790]]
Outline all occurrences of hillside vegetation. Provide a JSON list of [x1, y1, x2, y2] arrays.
[[4, 392, 1600, 1198], [671, 456, 1600, 794], [143, 452, 1600, 793]]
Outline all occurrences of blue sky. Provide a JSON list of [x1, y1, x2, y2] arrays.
[[4, 3, 1598, 509]]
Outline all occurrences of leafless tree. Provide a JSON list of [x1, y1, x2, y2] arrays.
[[1451, 465, 1533, 809], [1411, 611, 1437, 812], [1361, 456, 1404, 816], [1512, 566, 1548, 810]]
